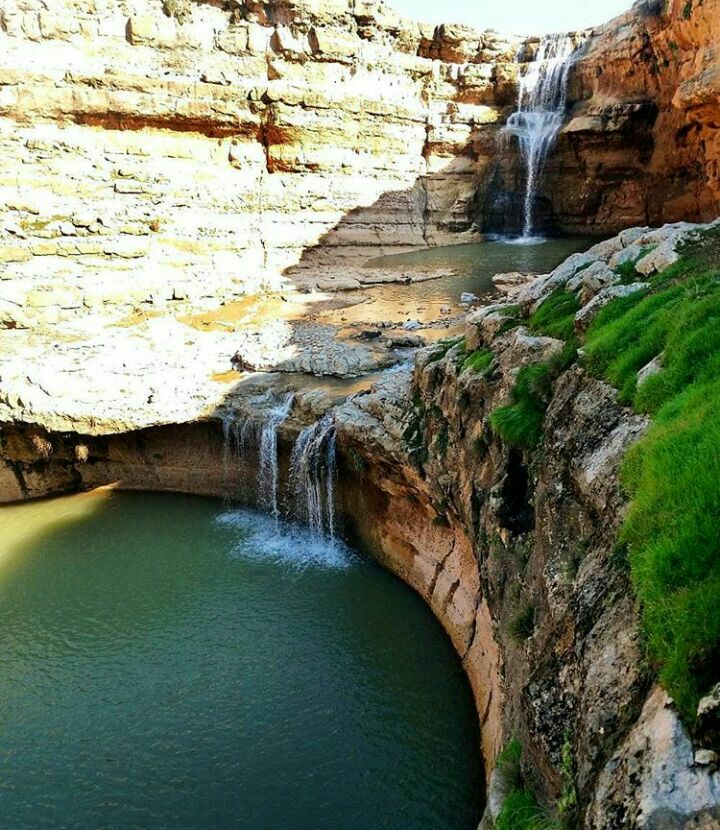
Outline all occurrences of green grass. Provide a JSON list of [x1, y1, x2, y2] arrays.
[[508, 604, 535, 640], [496, 790, 555, 830], [613, 245, 655, 284], [495, 739, 523, 790], [489, 364, 554, 448], [527, 289, 581, 341], [489, 343, 578, 450], [426, 336, 464, 364], [494, 741, 563, 830], [462, 347, 494, 374], [489, 289, 581, 449], [583, 226, 720, 719], [495, 304, 522, 336]]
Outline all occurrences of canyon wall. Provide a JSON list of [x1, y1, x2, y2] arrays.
[[3, 223, 720, 829], [1, 0, 719, 332], [491, 0, 720, 233], [1, 0, 720, 826], [0, 0, 524, 332]]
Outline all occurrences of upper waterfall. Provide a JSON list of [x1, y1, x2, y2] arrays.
[[505, 34, 581, 239]]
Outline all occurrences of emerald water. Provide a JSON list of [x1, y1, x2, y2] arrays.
[[0, 491, 482, 829]]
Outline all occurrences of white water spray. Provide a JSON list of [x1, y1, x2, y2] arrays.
[[505, 35, 579, 239], [289, 415, 337, 539]]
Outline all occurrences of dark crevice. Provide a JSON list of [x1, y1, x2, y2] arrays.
[[496, 449, 534, 534]]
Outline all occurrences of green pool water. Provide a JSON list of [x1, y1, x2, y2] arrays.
[[0, 491, 482, 830]]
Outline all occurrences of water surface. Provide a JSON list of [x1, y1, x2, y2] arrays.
[[348, 236, 596, 325], [0, 491, 482, 829]]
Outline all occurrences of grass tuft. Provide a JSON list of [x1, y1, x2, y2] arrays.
[[462, 347, 495, 374], [426, 336, 464, 364], [494, 741, 563, 830], [489, 341, 578, 450], [527, 290, 581, 341], [508, 604, 535, 641]]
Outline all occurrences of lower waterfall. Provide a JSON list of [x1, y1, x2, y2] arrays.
[[257, 393, 294, 518], [289, 415, 338, 540], [220, 403, 337, 540]]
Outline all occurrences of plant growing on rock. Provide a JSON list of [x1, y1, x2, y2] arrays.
[[508, 604, 535, 641], [489, 363, 555, 449], [348, 448, 366, 475], [462, 347, 494, 375], [527, 289, 580, 341], [494, 740, 565, 830], [584, 227, 720, 718], [426, 336, 464, 364], [490, 289, 581, 450]]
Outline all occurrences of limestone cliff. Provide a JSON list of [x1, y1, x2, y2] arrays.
[[1, 0, 720, 827], [1, 0, 718, 325], [0, 0, 525, 332]]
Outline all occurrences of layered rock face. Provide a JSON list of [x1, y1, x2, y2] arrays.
[[2, 1, 720, 826], [1, 0, 718, 322], [492, 0, 720, 233], [0, 0, 524, 331]]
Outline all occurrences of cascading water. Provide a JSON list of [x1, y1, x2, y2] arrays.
[[220, 393, 293, 511], [504, 34, 579, 239], [289, 415, 338, 540], [257, 393, 294, 518], [220, 397, 338, 541]]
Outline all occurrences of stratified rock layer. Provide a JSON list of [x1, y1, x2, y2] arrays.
[[0, 0, 524, 332]]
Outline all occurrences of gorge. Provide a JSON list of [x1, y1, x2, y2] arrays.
[[1, 0, 720, 828]]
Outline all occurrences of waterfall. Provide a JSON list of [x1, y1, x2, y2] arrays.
[[220, 398, 339, 541], [289, 415, 337, 539], [505, 34, 579, 239], [220, 393, 293, 510], [221, 414, 251, 504], [257, 393, 294, 519]]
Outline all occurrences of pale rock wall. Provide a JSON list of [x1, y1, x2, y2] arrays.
[[0, 0, 523, 331]]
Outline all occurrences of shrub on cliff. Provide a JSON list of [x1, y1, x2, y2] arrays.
[[489, 339, 577, 450]]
